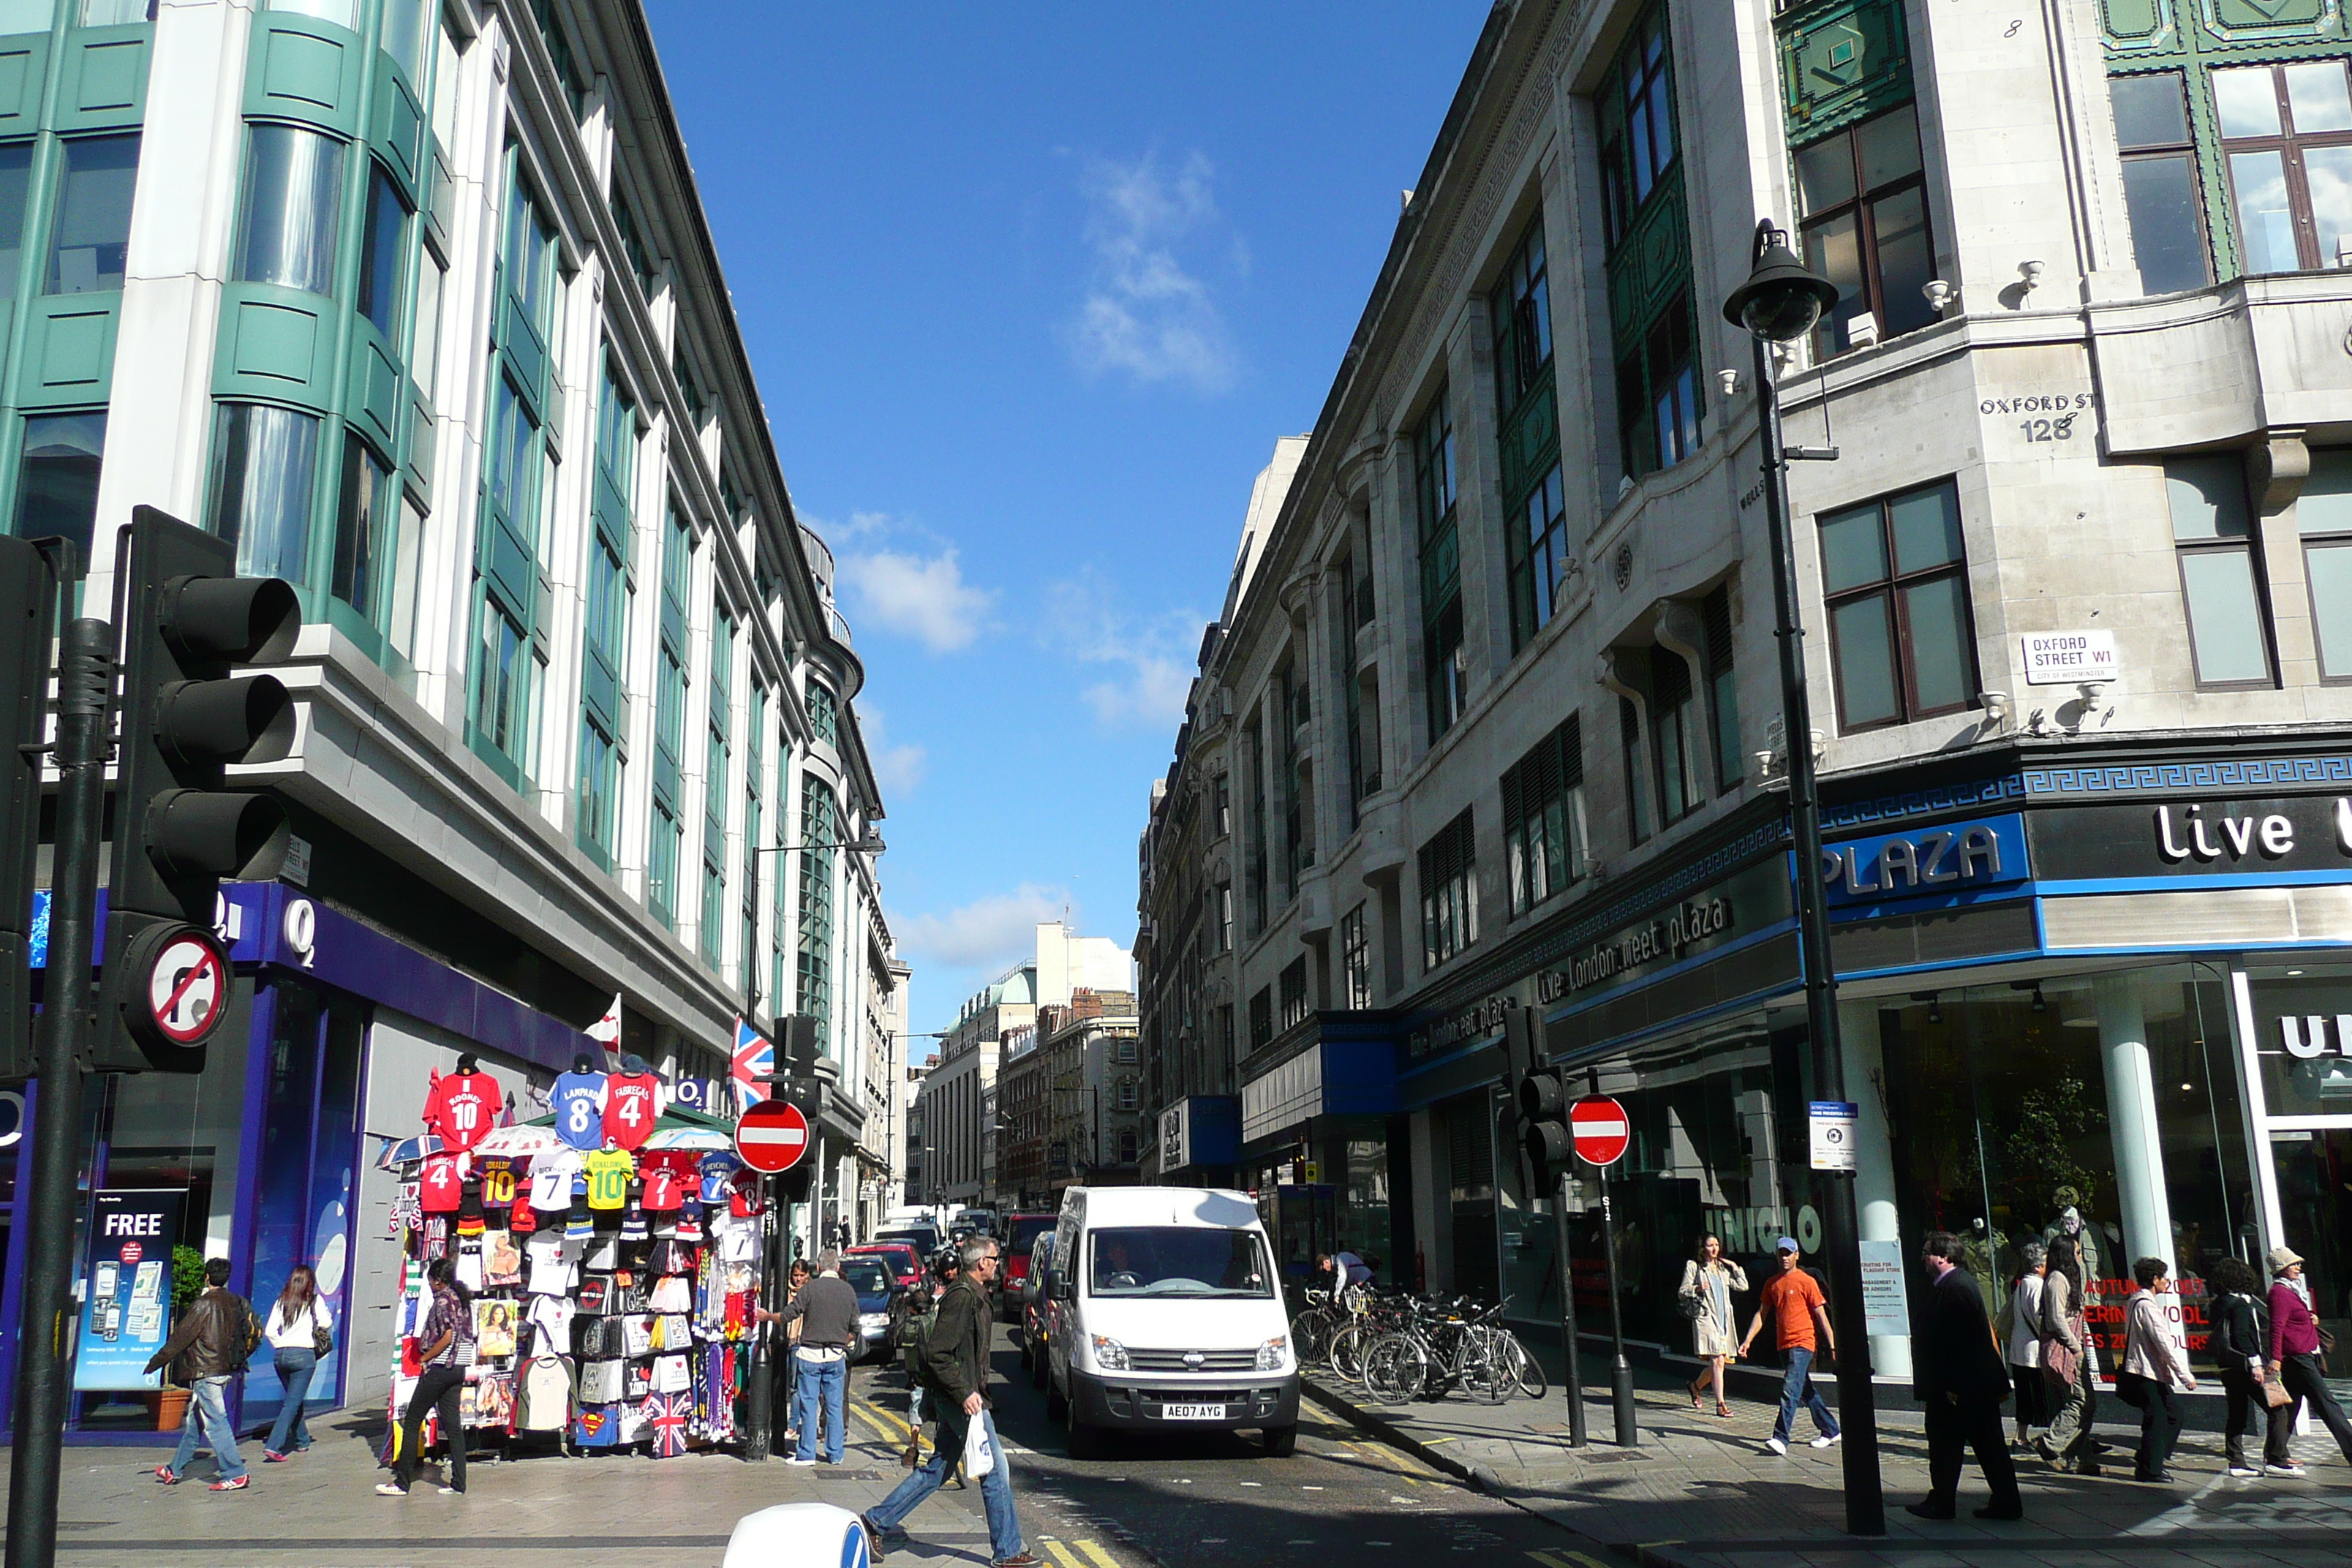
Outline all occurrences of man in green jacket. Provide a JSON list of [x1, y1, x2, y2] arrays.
[[862, 1237, 1035, 1567]]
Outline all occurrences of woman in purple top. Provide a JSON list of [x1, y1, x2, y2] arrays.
[[2266, 1245, 2352, 1474]]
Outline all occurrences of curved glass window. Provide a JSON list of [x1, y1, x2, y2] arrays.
[[378, 0, 427, 83], [235, 125, 344, 296], [0, 141, 32, 297], [15, 412, 106, 561], [0, 4, 53, 39], [78, 0, 152, 24], [208, 402, 319, 582], [262, 0, 356, 28], [332, 432, 391, 617], [356, 161, 407, 337], [47, 134, 137, 294]]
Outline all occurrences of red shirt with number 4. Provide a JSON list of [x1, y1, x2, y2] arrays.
[[423, 1070, 500, 1153], [603, 1071, 661, 1151], [420, 1152, 465, 1213]]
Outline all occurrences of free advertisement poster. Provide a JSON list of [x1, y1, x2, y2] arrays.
[[73, 1189, 186, 1390]]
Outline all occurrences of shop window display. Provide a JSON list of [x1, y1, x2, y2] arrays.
[[2244, 965, 2352, 1351]]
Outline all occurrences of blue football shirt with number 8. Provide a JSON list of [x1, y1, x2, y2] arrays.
[[552, 1071, 608, 1151]]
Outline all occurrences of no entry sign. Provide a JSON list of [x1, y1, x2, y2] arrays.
[[1569, 1095, 1631, 1168], [734, 1096, 810, 1174]]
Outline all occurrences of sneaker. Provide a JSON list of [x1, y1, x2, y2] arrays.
[[1764, 1436, 1789, 1455], [208, 1475, 249, 1491], [860, 1515, 892, 1561], [2266, 1462, 2307, 1477], [994, 1556, 1042, 1568], [374, 1482, 409, 1496], [2228, 1464, 2262, 1479], [437, 1485, 464, 1496], [1812, 1433, 1841, 1449], [262, 1451, 289, 1464], [154, 1467, 181, 1486], [785, 1456, 818, 1468]]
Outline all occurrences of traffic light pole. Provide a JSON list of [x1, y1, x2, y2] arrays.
[[1553, 1171, 1586, 1448], [1595, 1166, 1637, 1448], [742, 1175, 776, 1461], [7, 616, 113, 1568]]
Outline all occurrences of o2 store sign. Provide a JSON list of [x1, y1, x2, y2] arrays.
[[1821, 813, 2029, 905]]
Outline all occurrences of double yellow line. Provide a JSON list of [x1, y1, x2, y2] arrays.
[[1526, 1550, 1615, 1568], [1040, 1541, 1121, 1568]]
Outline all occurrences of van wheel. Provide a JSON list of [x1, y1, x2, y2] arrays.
[[1044, 1375, 1068, 1422], [1065, 1395, 1102, 1460], [1030, 1347, 1049, 1390], [1262, 1425, 1297, 1458], [1017, 1338, 1032, 1372]]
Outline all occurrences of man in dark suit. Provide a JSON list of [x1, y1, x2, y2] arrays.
[[1909, 1229, 2024, 1520]]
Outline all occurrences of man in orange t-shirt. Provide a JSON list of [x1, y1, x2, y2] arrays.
[[1738, 1235, 1841, 1455]]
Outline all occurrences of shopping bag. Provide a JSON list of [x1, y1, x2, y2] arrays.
[[961, 1411, 996, 1480]]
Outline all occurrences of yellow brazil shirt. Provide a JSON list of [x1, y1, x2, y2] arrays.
[[584, 1147, 635, 1210]]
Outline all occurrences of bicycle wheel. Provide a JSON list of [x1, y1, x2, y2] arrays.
[[1330, 1323, 1371, 1384], [1455, 1331, 1509, 1405], [1363, 1335, 1429, 1404], [1294, 1311, 1332, 1368], [1504, 1333, 1548, 1399]]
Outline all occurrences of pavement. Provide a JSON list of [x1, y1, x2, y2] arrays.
[[1300, 1348, 2352, 1568]]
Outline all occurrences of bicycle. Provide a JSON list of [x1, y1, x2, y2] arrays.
[[1360, 1297, 1512, 1406]]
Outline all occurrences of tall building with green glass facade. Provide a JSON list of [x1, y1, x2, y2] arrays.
[[3, 0, 901, 1438]]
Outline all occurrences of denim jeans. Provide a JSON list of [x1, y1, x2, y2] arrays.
[[792, 1349, 846, 1463], [265, 1349, 317, 1455], [168, 1375, 246, 1480], [1773, 1346, 1839, 1443], [867, 1406, 1023, 1562]]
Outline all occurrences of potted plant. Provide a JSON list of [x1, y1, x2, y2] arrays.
[[143, 1245, 206, 1431]]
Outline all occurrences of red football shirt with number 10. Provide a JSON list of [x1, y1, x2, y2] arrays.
[[603, 1071, 660, 1150], [423, 1070, 500, 1153]]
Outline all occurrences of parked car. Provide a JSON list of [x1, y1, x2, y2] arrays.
[[1044, 1186, 1298, 1458], [997, 1211, 1059, 1320], [838, 1254, 904, 1362], [1017, 1232, 1058, 1387], [849, 1241, 926, 1292], [874, 1225, 941, 1260]]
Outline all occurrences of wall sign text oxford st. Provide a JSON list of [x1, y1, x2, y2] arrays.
[[1983, 389, 2099, 444]]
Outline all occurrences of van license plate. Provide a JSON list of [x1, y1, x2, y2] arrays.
[[1161, 1403, 1226, 1420]]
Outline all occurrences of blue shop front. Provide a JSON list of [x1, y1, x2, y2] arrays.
[[4, 879, 597, 1444]]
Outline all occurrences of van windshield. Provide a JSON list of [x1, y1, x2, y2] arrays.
[[1088, 1226, 1273, 1298]]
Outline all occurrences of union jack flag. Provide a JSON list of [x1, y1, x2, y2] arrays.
[[730, 1018, 773, 1110], [646, 1390, 692, 1458]]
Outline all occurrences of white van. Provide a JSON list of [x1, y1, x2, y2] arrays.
[[1043, 1186, 1298, 1456]]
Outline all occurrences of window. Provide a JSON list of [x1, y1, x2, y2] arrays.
[[527, 0, 587, 121], [233, 125, 342, 296], [79, 0, 154, 26], [1650, 646, 1703, 824], [1248, 987, 1272, 1054], [1795, 102, 1936, 358], [577, 720, 617, 865], [48, 133, 138, 294], [807, 681, 837, 746], [611, 182, 659, 300], [743, 683, 766, 994], [1598, 6, 1698, 481], [1511, 463, 1570, 648], [649, 511, 690, 925], [1278, 957, 1309, 1032], [2214, 59, 2352, 274], [797, 782, 837, 1028], [1243, 712, 1267, 936], [2302, 451, 2352, 682], [503, 169, 557, 335], [1414, 391, 1466, 738], [1341, 904, 1372, 1010], [703, 611, 734, 968], [1216, 883, 1233, 954], [355, 161, 408, 339], [674, 343, 707, 428], [0, 141, 31, 295], [379, 0, 429, 80], [411, 252, 444, 399], [2166, 456, 2274, 687], [1819, 479, 1980, 729], [473, 599, 528, 759], [1701, 584, 1742, 794], [1417, 807, 1477, 970], [2112, 72, 2212, 294], [330, 432, 392, 619], [1493, 214, 1567, 650], [208, 402, 318, 581], [1501, 716, 1585, 917], [15, 411, 105, 559], [1213, 774, 1230, 837]]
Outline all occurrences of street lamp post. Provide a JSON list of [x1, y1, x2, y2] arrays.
[[1722, 219, 1885, 1537]]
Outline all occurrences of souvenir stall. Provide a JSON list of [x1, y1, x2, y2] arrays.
[[377, 1054, 769, 1463]]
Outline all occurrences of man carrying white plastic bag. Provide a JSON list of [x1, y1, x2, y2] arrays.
[[861, 1237, 1033, 1566]]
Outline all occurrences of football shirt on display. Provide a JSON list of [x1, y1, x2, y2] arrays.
[[529, 1149, 583, 1210], [419, 1152, 465, 1213], [479, 1159, 518, 1208], [642, 1160, 685, 1211], [697, 1151, 745, 1205], [551, 1070, 608, 1152], [584, 1147, 635, 1210], [423, 1070, 500, 1153], [602, 1071, 662, 1150]]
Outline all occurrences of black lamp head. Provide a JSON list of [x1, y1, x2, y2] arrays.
[[1723, 219, 1841, 343]]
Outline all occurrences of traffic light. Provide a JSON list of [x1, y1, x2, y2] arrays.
[[780, 1012, 822, 1080], [0, 537, 60, 1082], [96, 506, 300, 1074], [1498, 1003, 1539, 1200], [1520, 1064, 1575, 1192]]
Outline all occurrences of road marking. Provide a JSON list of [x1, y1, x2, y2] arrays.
[[1042, 1542, 1089, 1568], [1075, 1542, 1121, 1568]]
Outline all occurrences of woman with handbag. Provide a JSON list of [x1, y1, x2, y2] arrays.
[[260, 1264, 333, 1463], [2003, 1242, 2050, 1449], [2118, 1256, 2195, 1483], [1678, 1234, 1746, 1417], [2034, 1236, 2100, 1474], [2206, 1256, 2278, 1478], [2266, 1245, 2352, 1474]]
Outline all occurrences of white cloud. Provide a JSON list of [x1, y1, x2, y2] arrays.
[[856, 703, 927, 799], [1064, 151, 1239, 394], [837, 545, 997, 653], [1044, 570, 1202, 733], [898, 883, 1076, 971]]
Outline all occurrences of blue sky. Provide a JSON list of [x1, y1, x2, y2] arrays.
[[649, 3, 1488, 1050]]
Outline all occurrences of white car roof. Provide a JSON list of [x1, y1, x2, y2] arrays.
[[1058, 1186, 1262, 1230]]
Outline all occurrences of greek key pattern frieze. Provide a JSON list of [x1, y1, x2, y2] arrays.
[[2021, 755, 2352, 796], [1820, 774, 2027, 832]]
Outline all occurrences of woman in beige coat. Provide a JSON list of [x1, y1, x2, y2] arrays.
[[1680, 1233, 1748, 1416]]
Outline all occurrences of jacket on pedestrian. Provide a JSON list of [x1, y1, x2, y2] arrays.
[[2122, 1289, 2191, 1389], [2211, 1289, 2269, 1371], [145, 1286, 255, 1382], [2002, 1272, 2046, 1367], [1912, 1264, 2010, 1406], [2039, 1270, 2090, 1363], [922, 1273, 992, 1409], [2269, 1279, 2321, 1362], [783, 1273, 862, 1349]]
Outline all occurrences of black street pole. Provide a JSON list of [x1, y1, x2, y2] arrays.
[[1752, 320, 1884, 1535], [1553, 1170, 1586, 1447], [7, 613, 112, 1568], [1595, 1165, 1637, 1447], [742, 1180, 774, 1461]]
